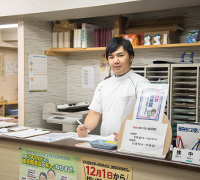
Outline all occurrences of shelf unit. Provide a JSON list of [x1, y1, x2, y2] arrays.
[[170, 64, 200, 139], [0, 100, 18, 118], [131, 65, 146, 77], [132, 64, 170, 118], [44, 42, 200, 55]]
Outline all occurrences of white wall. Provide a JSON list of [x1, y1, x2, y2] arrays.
[[24, 18, 68, 129], [0, 48, 18, 101], [0, 25, 18, 102], [0, 0, 136, 16], [0, 0, 200, 24], [2, 28, 18, 41]]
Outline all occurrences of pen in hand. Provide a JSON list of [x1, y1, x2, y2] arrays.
[[77, 119, 90, 133]]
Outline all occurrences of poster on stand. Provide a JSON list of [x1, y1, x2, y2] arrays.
[[19, 147, 78, 180], [81, 156, 132, 180], [133, 84, 169, 123]]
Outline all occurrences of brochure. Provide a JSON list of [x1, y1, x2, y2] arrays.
[[133, 84, 169, 123]]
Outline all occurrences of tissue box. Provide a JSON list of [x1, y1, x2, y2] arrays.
[[187, 31, 199, 43]]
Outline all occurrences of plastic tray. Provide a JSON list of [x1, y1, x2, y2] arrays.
[[89, 139, 117, 150]]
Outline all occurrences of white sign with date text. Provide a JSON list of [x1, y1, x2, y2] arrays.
[[119, 120, 168, 157]]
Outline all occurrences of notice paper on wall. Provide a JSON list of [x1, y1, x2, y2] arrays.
[[82, 66, 94, 88], [6, 61, 13, 74], [100, 53, 110, 81], [14, 61, 18, 74], [29, 54, 48, 92]]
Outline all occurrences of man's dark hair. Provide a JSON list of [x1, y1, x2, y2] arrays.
[[47, 169, 56, 176], [39, 172, 47, 179], [106, 36, 134, 60]]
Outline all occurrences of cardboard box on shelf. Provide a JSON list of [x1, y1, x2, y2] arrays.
[[144, 31, 180, 45], [53, 20, 81, 31], [113, 16, 131, 36], [131, 16, 183, 28], [64, 30, 73, 48], [51, 30, 73, 49], [125, 24, 184, 34], [51, 32, 58, 48]]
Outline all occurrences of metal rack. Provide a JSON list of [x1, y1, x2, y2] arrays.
[[170, 64, 199, 139]]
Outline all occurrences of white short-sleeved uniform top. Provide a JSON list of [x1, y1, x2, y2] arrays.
[[89, 70, 150, 136]]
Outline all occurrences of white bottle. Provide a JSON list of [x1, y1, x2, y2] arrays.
[[144, 35, 151, 45], [153, 34, 161, 45], [163, 34, 168, 44]]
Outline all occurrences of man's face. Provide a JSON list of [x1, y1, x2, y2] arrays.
[[47, 171, 55, 180], [108, 46, 132, 76]]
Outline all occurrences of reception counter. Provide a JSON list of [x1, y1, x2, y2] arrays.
[[0, 134, 199, 180]]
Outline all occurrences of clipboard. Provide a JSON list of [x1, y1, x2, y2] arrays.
[[117, 112, 172, 156]]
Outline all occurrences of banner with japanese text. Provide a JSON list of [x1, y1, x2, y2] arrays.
[[19, 147, 78, 180], [81, 156, 132, 180]]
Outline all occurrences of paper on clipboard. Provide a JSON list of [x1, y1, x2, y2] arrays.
[[65, 132, 115, 142], [3, 128, 50, 138], [0, 121, 17, 128], [133, 84, 169, 123], [28, 132, 70, 142]]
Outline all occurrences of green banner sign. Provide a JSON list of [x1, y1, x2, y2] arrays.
[[19, 147, 78, 180]]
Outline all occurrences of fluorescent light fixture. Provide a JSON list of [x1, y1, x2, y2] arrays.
[[0, 24, 18, 29]]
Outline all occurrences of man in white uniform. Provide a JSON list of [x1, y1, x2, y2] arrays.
[[77, 37, 149, 140]]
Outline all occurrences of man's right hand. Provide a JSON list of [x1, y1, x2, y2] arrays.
[[76, 109, 101, 137], [76, 124, 89, 137]]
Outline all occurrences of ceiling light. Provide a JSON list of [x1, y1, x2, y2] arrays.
[[0, 24, 18, 29]]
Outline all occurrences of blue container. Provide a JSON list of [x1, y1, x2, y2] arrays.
[[5, 108, 18, 116]]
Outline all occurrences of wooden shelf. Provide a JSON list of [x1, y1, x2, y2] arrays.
[[134, 42, 200, 49], [0, 100, 18, 117], [0, 42, 18, 49], [44, 47, 106, 56], [44, 43, 200, 55], [0, 100, 18, 106], [7, 115, 18, 118]]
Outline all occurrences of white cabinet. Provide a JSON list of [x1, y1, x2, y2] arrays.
[[132, 64, 170, 118], [133, 64, 200, 139]]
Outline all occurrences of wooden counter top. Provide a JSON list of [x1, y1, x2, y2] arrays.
[[0, 134, 199, 172]]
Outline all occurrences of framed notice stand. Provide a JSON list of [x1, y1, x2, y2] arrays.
[[118, 112, 172, 158]]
